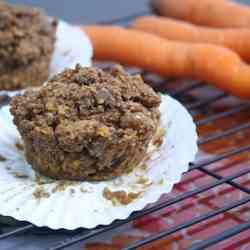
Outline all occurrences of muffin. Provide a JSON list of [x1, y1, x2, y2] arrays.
[[0, 2, 57, 90], [11, 65, 161, 181]]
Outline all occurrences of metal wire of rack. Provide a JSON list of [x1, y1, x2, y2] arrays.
[[0, 11, 250, 250]]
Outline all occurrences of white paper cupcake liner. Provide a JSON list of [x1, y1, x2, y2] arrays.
[[0, 95, 198, 230], [0, 19, 93, 97], [49, 20, 92, 76]]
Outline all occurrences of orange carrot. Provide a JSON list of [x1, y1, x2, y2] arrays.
[[151, 0, 250, 28], [132, 16, 250, 62], [85, 25, 250, 98]]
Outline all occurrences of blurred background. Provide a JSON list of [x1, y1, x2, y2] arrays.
[[6, 0, 149, 24], [6, 0, 250, 24]]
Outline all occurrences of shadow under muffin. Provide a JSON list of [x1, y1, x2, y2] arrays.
[[11, 65, 161, 181], [0, 2, 57, 90]]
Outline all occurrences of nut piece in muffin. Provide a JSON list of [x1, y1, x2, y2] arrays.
[[11, 65, 161, 181], [0, 2, 57, 90]]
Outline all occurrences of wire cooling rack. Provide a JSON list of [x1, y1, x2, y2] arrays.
[[0, 11, 250, 250]]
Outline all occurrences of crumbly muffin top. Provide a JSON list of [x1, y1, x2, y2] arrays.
[[11, 65, 161, 137], [0, 1, 57, 70]]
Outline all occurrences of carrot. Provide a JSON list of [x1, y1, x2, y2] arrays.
[[84, 25, 250, 98], [151, 0, 250, 28], [132, 16, 250, 62]]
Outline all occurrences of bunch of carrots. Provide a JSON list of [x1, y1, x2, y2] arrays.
[[84, 0, 250, 98]]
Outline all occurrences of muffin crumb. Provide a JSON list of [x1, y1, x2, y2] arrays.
[[33, 187, 50, 200], [52, 181, 76, 193], [80, 187, 89, 193], [13, 172, 28, 179], [103, 187, 142, 205], [152, 127, 165, 147], [136, 176, 152, 187]]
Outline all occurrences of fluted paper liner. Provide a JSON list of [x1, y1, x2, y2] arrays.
[[0, 19, 93, 97], [0, 95, 198, 229]]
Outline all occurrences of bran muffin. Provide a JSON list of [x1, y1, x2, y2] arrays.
[[0, 2, 57, 90], [11, 65, 161, 181]]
